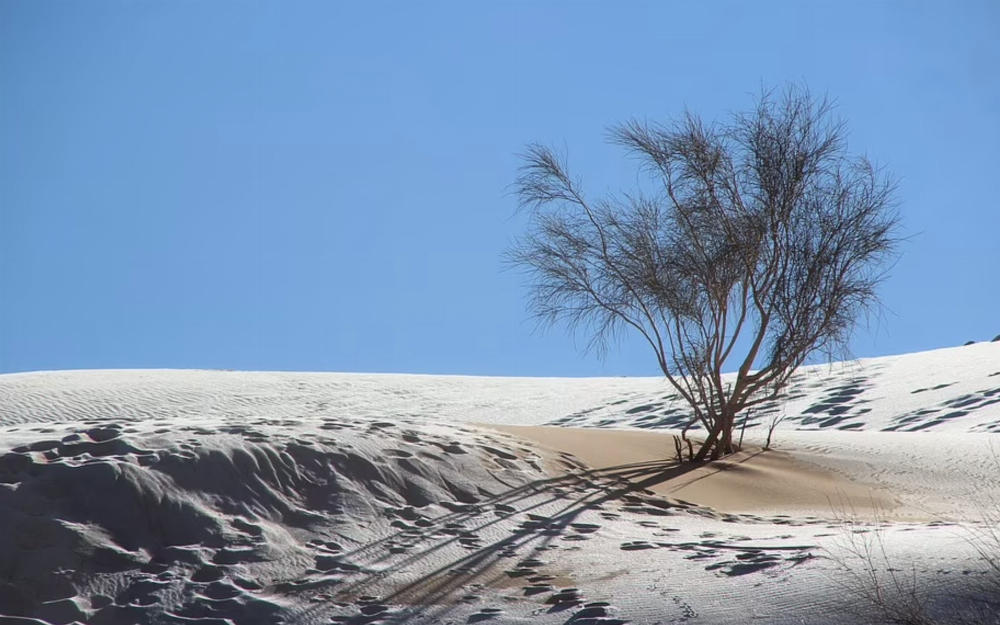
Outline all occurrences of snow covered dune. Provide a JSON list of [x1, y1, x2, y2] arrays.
[[1, 342, 999, 624]]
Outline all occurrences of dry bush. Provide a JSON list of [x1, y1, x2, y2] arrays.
[[829, 502, 1000, 624], [509, 84, 902, 461]]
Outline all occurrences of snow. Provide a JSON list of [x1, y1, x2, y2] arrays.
[[1, 341, 999, 623]]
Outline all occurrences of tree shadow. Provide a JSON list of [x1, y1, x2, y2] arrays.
[[318, 456, 712, 623]]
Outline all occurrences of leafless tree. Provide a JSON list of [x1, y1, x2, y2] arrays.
[[508, 85, 902, 461]]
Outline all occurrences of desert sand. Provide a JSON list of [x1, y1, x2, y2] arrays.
[[1, 342, 999, 624], [483, 425, 901, 517]]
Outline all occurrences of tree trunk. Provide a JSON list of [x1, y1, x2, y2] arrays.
[[719, 408, 738, 456], [703, 409, 738, 461], [691, 407, 743, 462], [719, 422, 734, 458], [694, 421, 722, 462]]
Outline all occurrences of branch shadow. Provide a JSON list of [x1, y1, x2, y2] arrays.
[[317, 457, 713, 623]]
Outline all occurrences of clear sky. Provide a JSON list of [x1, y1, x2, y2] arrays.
[[1, 1, 998, 377]]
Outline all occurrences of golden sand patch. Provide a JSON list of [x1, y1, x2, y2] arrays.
[[483, 425, 900, 519]]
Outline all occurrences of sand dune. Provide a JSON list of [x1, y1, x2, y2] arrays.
[[484, 425, 900, 518], [1, 342, 999, 623]]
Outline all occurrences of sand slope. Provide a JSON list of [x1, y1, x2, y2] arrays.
[[1, 342, 999, 623], [483, 425, 901, 517], [0, 416, 576, 623]]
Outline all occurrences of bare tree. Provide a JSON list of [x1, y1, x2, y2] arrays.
[[508, 85, 902, 461]]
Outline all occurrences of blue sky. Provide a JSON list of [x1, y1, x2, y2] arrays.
[[1, 1, 998, 377]]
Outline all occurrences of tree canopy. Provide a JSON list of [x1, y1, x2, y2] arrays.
[[509, 85, 902, 460]]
